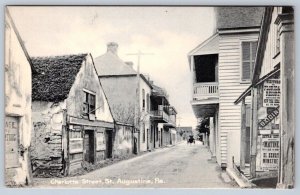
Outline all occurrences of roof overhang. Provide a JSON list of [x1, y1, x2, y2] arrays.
[[234, 67, 280, 105]]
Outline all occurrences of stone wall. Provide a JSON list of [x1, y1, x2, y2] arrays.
[[5, 10, 33, 186], [113, 124, 133, 158], [31, 101, 66, 177]]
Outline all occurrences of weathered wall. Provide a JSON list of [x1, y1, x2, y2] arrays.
[[100, 76, 151, 152], [218, 31, 259, 167], [99, 76, 136, 124], [31, 101, 66, 176], [4, 10, 32, 185], [67, 54, 113, 123], [113, 125, 133, 158]]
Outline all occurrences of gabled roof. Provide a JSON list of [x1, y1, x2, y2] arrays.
[[188, 33, 219, 57], [6, 8, 36, 73], [94, 52, 137, 76], [31, 54, 88, 102]]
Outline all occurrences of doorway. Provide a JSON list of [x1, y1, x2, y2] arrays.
[[84, 130, 95, 163], [106, 130, 113, 158]]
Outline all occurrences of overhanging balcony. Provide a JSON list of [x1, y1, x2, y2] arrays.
[[191, 82, 219, 118], [193, 82, 219, 101], [150, 109, 169, 123]]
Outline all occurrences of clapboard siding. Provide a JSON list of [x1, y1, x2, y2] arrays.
[[218, 32, 259, 165], [260, 7, 282, 77]]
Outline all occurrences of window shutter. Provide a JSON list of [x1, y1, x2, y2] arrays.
[[242, 42, 251, 80]]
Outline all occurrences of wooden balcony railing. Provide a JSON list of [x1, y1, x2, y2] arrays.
[[193, 82, 219, 100]]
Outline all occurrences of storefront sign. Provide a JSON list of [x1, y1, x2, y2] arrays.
[[5, 116, 19, 168], [258, 107, 279, 128], [70, 138, 83, 153], [263, 79, 280, 107], [96, 132, 105, 151], [260, 134, 280, 171]]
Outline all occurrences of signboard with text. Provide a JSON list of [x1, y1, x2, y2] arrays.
[[5, 116, 19, 168], [263, 79, 280, 107]]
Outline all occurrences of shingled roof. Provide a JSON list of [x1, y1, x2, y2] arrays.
[[216, 7, 264, 30], [31, 54, 88, 102]]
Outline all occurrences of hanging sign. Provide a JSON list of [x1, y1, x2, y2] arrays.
[[258, 107, 279, 128], [263, 79, 280, 107]]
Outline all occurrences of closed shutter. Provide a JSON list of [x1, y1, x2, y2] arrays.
[[242, 41, 258, 81]]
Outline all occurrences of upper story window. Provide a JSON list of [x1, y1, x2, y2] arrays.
[[146, 93, 150, 112], [241, 41, 258, 81], [142, 89, 145, 110], [83, 90, 96, 116]]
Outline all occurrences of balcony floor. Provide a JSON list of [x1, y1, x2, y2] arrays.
[[191, 102, 218, 118]]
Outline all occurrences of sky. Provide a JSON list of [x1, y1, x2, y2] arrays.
[[9, 6, 215, 128]]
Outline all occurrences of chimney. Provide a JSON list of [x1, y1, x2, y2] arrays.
[[125, 61, 134, 68], [107, 42, 118, 55]]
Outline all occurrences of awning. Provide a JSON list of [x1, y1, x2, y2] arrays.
[[234, 67, 280, 105]]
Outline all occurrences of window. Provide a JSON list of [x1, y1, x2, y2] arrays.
[[146, 93, 150, 112], [143, 123, 146, 143], [83, 90, 96, 115], [142, 89, 145, 110], [241, 41, 258, 81]]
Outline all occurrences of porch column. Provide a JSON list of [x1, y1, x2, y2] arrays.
[[250, 87, 258, 178], [209, 117, 216, 158], [276, 13, 295, 188], [240, 98, 247, 170]]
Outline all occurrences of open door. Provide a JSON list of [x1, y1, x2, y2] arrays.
[[84, 130, 95, 163]]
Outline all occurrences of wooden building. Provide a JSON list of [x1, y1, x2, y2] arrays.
[[235, 7, 294, 188], [188, 7, 264, 169], [4, 8, 34, 186], [30, 53, 114, 176]]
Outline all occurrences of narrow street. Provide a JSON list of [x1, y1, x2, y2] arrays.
[[32, 141, 237, 188]]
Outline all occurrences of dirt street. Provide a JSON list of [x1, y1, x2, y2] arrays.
[[32, 141, 237, 188]]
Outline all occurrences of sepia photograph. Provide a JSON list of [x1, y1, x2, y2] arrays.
[[3, 5, 295, 189]]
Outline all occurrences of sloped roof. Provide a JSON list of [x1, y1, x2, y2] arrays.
[[216, 7, 264, 30], [188, 33, 219, 56], [94, 52, 137, 76], [31, 54, 87, 102], [152, 84, 168, 98]]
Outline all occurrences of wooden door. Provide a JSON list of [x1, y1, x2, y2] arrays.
[[105, 130, 113, 158], [84, 131, 94, 163]]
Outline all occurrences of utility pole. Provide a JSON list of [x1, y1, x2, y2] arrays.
[[126, 50, 153, 154]]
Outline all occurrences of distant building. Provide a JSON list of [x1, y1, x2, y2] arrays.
[[150, 83, 177, 148], [177, 127, 193, 140], [30, 53, 114, 176], [94, 42, 152, 154], [5, 9, 34, 186]]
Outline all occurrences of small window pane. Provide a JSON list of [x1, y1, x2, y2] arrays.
[[242, 61, 251, 80], [242, 42, 250, 61]]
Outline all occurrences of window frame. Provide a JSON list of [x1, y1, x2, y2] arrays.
[[240, 40, 258, 83], [83, 89, 96, 116]]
